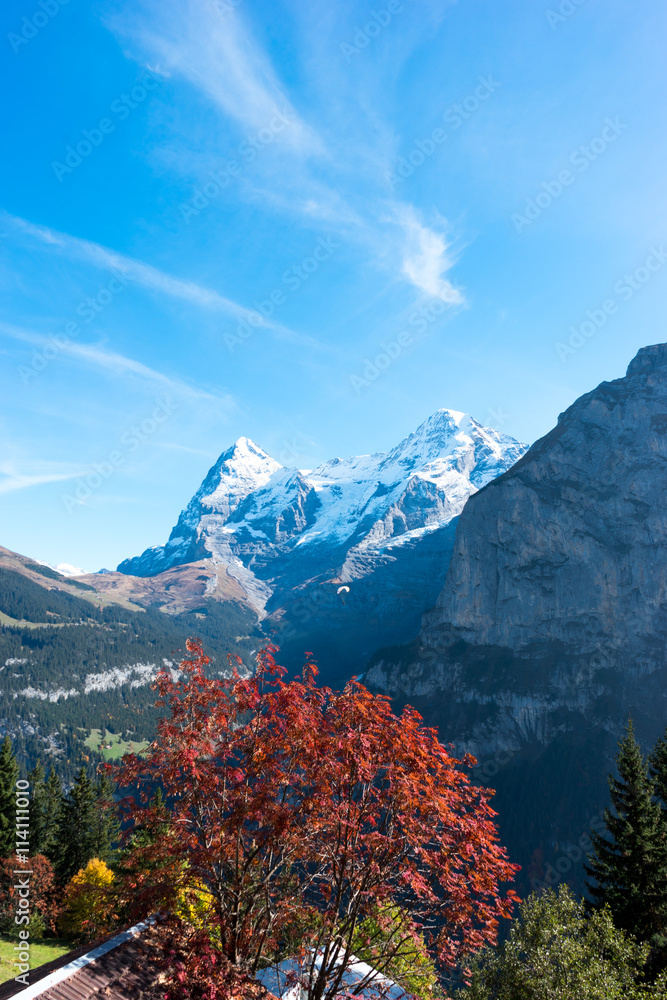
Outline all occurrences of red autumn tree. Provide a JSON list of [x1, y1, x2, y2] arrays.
[[112, 640, 518, 1000], [0, 854, 60, 936], [292, 678, 519, 1000]]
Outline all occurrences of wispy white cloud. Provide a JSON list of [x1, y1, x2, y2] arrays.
[[2, 212, 281, 328], [0, 465, 85, 496], [61, 341, 233, 405], [3, 212, 334, 351], [104, 3, 465, 310], [109, 0, 320, 154], [106, 2, 393, 238], [0, 322, 235, 408], [391, 205, 464, 304]]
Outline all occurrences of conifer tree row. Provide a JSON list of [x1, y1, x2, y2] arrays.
[[53, 767, 120, 883], [0, 736, 19, 858], [28, 763, 63, 858], [649, 730, 667, 810], [586, 720, 667, 951], [0, 737, 120, 883]]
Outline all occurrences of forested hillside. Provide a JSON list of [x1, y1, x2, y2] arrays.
[[0, 567, 261, 783]]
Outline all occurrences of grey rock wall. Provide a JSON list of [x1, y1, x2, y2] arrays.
[[366, 345, 667, 890]]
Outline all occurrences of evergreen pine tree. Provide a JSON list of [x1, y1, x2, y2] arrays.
[[649, 729, 667, 810], [53, 768, 121, 883], [151, 786, 165, 812], [0, 736, 19, 858], [42, 767, 64, 861], [54, 766, 98, 883], [115, 784, 167, 889], [28, 760, 46, 855], [91, 772, 120, 862], [586, 719, 667, 941], [28, 764, 63, 859], [648, 729, 667, 974]]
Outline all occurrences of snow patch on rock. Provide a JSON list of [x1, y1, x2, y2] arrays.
[[117, 408, 527, 601], [19, 686, 79, 702], [84, 662, 159, 693]]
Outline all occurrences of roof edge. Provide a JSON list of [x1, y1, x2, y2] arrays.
[[12, 918, 155, 1000]]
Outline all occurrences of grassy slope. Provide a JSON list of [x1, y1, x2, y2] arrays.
[[0, 612, 44, 629], [83, 728, 149, 760], [0, 937, 74, 984]]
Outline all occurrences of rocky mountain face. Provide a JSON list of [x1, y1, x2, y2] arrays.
[[366, 344, 667, 891], [118, 410, 526, 681]]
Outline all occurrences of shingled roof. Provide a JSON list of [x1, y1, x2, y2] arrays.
[[1, 922, 278, 1000], [0, 921, 164, 1000]]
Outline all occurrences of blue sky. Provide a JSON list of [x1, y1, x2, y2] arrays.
[[1, 0, 666, 572]]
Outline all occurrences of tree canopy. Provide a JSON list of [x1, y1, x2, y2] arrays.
[[461, 885, 666, 1000], [113, 640, 518, 1000], [585, 720, 667, 943]]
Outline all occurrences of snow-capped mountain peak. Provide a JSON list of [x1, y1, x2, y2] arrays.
[[199, 438, 282, 515], [227, 436, 278, 466], [386, 408, 514, 469], [118, 410, 528, 603]]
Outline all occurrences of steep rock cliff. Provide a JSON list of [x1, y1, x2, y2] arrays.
[[367, 345, 667, 889]]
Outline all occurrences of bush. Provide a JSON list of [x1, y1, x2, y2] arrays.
[[352, 903, 442, 997], [460, 885, 667, 999], [174, 877, 215, 932], [158, 919, 272, 1000], [59, 857, 116, 941], [0, 854, 60, 937]]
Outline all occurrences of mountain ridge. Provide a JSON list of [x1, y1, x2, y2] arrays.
[[115, 408, 527, 679], [117, 407, 526, 593]]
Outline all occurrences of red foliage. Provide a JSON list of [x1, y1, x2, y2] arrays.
[[0, 854, 61, 934], [112, 640, 518, 997], [158, 917, 274, 1000]]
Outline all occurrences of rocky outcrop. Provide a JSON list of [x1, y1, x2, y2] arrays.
[[367, 345, 667, 889], [425, 343, 667, 654]]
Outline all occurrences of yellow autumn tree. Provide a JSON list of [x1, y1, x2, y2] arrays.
[[60, 858, 116, 941], [174, 876, 215, 931]]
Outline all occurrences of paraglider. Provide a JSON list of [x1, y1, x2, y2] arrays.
[[336, 585, 350, 604]]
